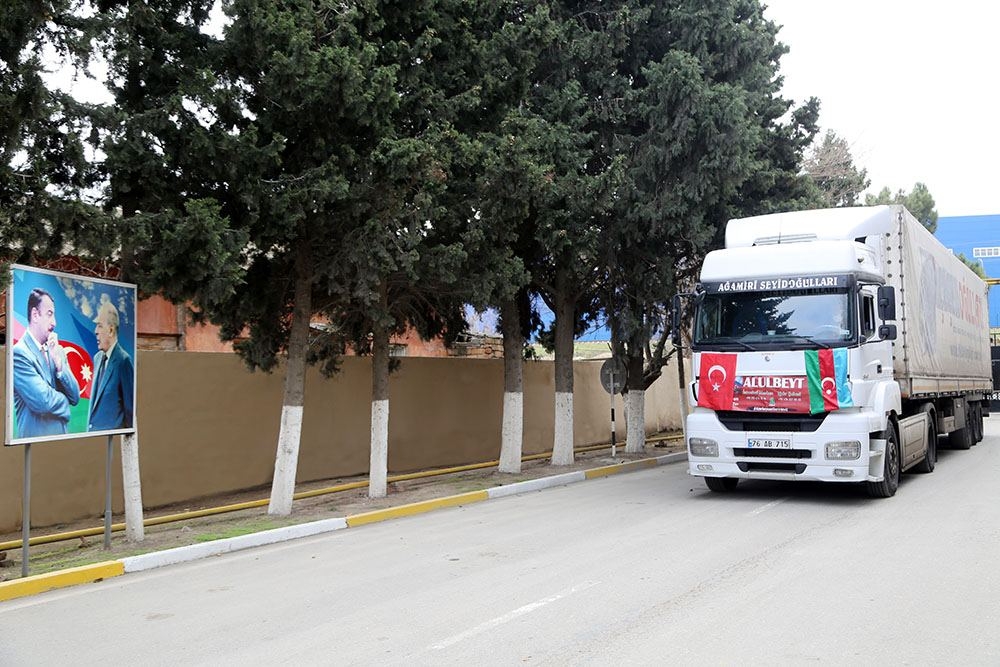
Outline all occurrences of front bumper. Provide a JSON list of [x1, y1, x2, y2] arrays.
[[686, 408, 883, 483]]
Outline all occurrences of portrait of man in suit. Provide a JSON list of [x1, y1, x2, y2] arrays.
[[88, 300, 135, 431], [11, 288, 81, 438]]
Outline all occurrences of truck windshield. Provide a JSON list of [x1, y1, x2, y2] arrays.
[[692, 289, 855, 350]]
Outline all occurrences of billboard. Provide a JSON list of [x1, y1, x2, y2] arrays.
[[5, 265, 137, 445]]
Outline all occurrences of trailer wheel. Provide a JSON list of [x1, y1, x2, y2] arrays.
[[973, 403, 984, 443], [950, 424, 972, 450], [867, 424, 900, 498], [705, 477, 739, 493], [913, 416, 936, 474]]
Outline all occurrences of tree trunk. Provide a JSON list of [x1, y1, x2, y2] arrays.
[[677, 344, 690, 440], [369, 285, 391, 498], [625, 390, 645, 454], [267, 242, 312, 516], [120, 432, 144, 542], [499, 296, 524, 473], [551, 270, 575, 465], [624, 340, 646, 454]]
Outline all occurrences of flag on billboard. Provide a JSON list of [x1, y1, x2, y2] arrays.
[[697, 353, 738, 410], [805, 348, 853, 414]]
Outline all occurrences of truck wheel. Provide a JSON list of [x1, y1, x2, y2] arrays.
[[973, 403, 984, 443], [867, 424, 900, 498], [705, 477, 739, 493], [913, 418, 936, 474]]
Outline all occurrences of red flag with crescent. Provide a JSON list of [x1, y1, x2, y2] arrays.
[[697, 353, 738, 410], [59, 339, 95, 400]]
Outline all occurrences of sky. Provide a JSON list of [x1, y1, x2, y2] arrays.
[[762, 1, 1000, 217]]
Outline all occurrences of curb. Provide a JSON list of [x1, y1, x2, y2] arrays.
[[0, 452, 686, 603]]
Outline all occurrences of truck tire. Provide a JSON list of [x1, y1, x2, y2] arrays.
[[950, 425, 972, 450], [867, 424, 900, 498], [705, 477, 739, 493], [973, 403, 984, 443], [913, 416, 937, 474]]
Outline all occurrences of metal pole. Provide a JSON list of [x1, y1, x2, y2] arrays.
[[104, 435, 113, 550], [610, 368, 617, 457], [22, 443, 31, 579]]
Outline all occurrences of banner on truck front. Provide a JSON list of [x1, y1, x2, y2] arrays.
[[697, 351, 853, 415]]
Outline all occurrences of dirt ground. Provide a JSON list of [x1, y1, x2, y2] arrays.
[[0, 436, 684, 581]]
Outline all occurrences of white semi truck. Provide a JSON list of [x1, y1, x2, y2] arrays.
[[675, 205, 991, 497]]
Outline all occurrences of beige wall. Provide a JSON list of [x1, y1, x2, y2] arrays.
[[0, 351, 687, 532]]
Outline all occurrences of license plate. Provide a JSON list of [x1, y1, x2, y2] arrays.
[[747, 438, 792, 449]]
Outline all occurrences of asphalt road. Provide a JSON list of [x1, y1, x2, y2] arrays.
[[3, 421, 1000, 666]]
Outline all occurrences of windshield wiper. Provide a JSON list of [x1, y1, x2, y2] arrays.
[[726, 338, 758, 351], [788, 335, 830, 349]]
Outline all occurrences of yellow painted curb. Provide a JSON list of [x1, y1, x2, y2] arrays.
[[584, 458, 658, 479], [0, 561, 125, 603], [346, 490, 490, 528]]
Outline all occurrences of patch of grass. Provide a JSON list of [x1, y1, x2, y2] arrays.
[[193, 519, 284, 543]]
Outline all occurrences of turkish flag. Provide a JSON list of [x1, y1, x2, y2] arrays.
[[697, 353, 738, 410]]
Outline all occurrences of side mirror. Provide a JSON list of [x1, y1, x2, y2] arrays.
[[878, 324, 898, 341], [877, 285, 896, 321]]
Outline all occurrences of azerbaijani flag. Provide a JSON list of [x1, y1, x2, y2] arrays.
[[805, 348, 854, 414]]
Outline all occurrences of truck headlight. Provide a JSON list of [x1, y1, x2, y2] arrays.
[[689, 437, 719, 457], [825, 440, 861, 460]]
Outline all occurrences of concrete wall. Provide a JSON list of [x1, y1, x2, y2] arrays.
[[0, 351, 687, 532]]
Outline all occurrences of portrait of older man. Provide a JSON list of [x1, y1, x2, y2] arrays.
[[87, 300, 135, 431], [12, 288, 81, 438]]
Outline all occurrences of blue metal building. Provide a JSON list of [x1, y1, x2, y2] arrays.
[[934, 214, 1000, 330]]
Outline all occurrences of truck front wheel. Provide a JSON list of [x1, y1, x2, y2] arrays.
[[705, 477, 739, 493], [867, 424, 900, 498]]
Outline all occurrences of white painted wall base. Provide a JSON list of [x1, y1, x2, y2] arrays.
[[121, 433, 145, 542], [268, 404, 304, 516], [499, 391, 523, 473], [625, 390, 645, 454], [552, 392, 574, 465], [369, 399, 389, 498]]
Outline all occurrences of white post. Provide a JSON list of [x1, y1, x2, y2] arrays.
[[121, 432, 145, 542]]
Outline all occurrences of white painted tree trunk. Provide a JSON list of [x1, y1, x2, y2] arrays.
[[369, 399, 389, 498], [268, 404, 304, 515], [499, 391, 523, 473], [120, 432, 144, 542], [499, 296, 525, 474], [267, 243, 312, 517], [625, 389, 645, 454], [552, 392, 574, 465]]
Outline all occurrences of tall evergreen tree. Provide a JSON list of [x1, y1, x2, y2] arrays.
[[0, 2, 112, 275], [95, 0, 245, 305], [599, 0, 822, 452]]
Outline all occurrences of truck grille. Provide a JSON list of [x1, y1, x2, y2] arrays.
[[737, 462, 807, 474], [733, 448, 812, 459], [717, 411, 826, 433]]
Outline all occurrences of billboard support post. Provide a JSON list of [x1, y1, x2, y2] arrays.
[[21, 443, 31, 578], [104, 435, 113, 550], [122, 432, 144, 542]]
